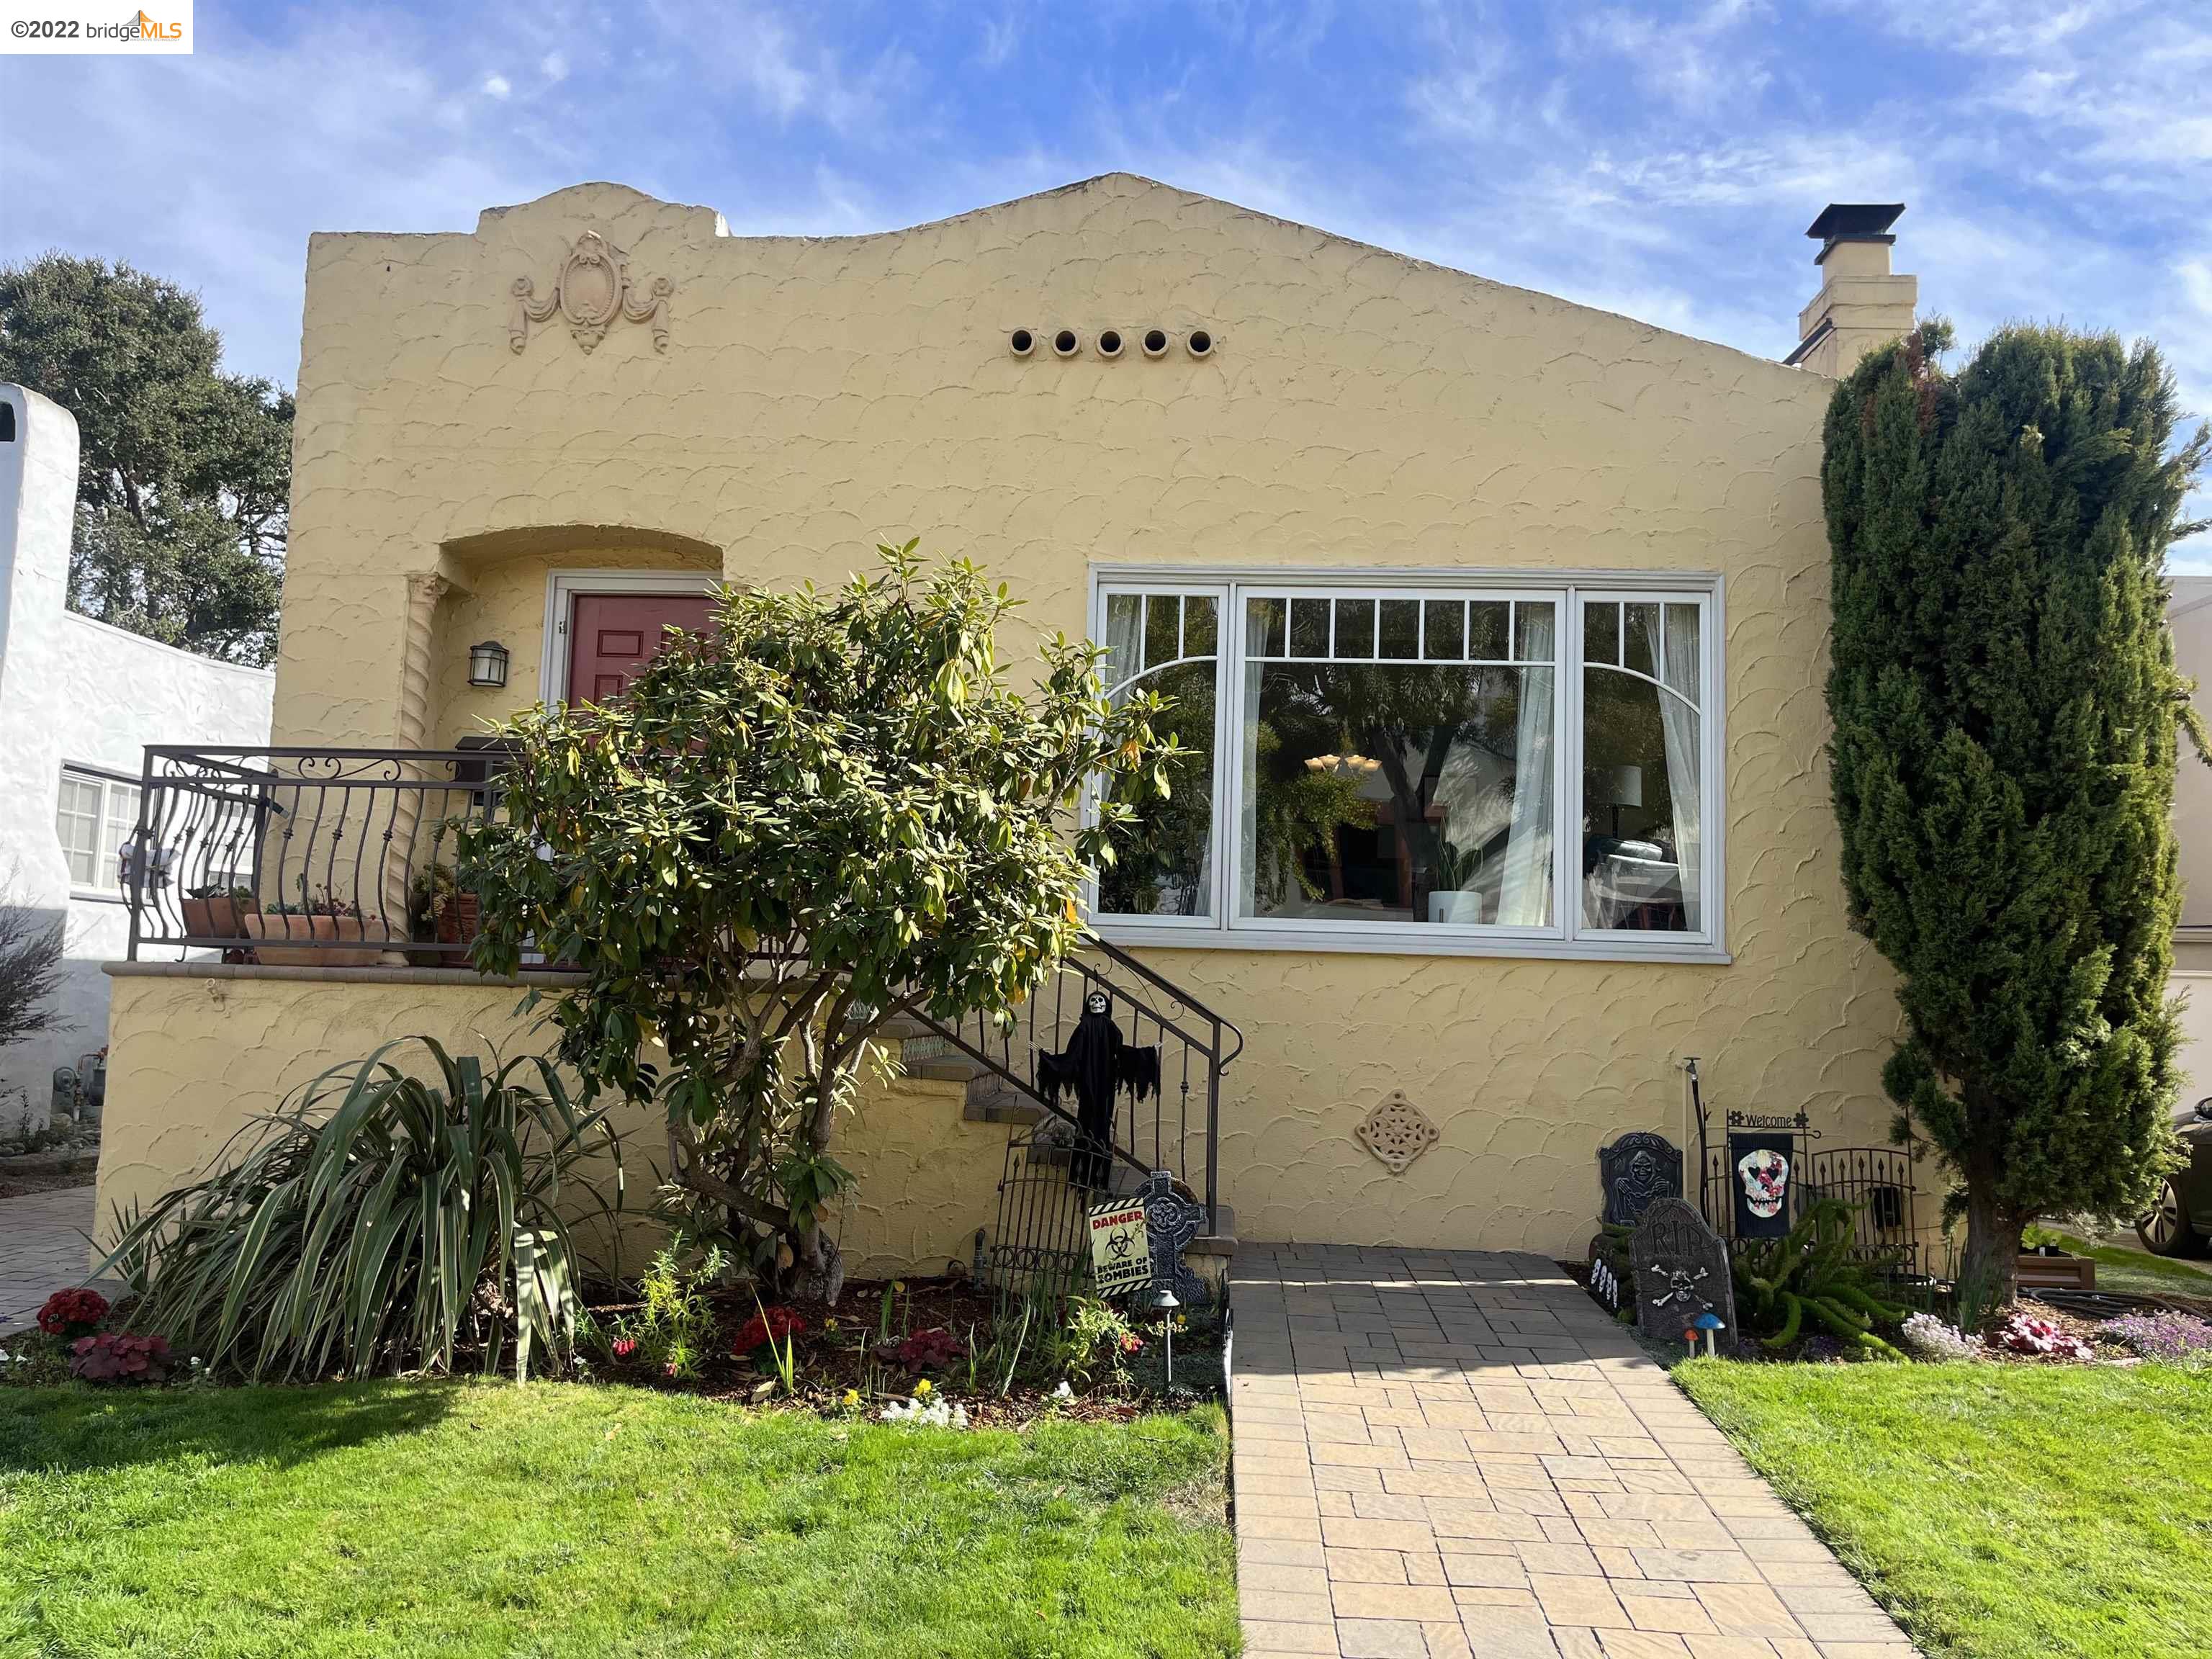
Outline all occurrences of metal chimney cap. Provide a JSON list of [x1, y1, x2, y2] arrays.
[[1806, 202, 1905, 251]]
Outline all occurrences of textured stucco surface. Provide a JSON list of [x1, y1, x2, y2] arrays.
[[95, 972, 997, 1277], [102, 172, 1917, 1258]]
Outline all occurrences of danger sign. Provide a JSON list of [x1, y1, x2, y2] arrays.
[[1087, 1199, 1154, 1297]]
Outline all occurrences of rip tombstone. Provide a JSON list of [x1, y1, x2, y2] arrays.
[[1631, 1197, 1737, 1354]]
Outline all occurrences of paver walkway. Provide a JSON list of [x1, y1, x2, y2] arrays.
[[1228, 1243, 1919, 1659], [0, 1186, 99, 1334]]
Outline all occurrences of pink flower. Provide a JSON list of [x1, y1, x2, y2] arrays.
[[611, 1337, 639, 1359]]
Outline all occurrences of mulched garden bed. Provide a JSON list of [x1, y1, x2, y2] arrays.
[[580, 1272, 1225, 1425]]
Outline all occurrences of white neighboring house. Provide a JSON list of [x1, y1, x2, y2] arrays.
[[0, 384, 274, 1130]]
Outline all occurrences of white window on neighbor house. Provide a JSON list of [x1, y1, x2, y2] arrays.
[[1089, 574, 1722, 961], [54, 768, 142, 895]]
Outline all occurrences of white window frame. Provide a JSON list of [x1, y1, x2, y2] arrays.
[[55, 764, 143, 902], [1086, 566, 1729, 965], [539, 569, 722, 705]]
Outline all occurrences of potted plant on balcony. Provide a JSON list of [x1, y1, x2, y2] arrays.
[[181, 884, 256, 943], [243, 893, 388, 968], [408, 863, 481, 964]]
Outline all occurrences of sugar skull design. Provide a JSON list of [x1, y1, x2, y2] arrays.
[[1735, 1148, 1790, 1219]]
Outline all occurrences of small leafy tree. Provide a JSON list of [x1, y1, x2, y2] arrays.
[[462, 547, 1175, 1298], [1824, 323, 2206, 1305]]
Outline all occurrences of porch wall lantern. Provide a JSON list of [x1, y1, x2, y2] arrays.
[[467, 639, 511, 689]]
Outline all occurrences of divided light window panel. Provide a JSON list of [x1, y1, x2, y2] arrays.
[[1089, 575, 1721, 958]]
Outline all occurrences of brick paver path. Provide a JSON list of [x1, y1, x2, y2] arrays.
[[0, 1186, 99, 1334], [1229, 1243, 1920, 1659]]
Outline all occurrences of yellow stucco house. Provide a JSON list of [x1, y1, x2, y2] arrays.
[[95, 174, 1925, 1274]]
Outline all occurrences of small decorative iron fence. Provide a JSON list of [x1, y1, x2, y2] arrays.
[[123, 746, 511, 963], [1689, 1059, 1920, 1272]]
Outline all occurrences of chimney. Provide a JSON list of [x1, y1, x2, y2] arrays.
[[1784, 203, 1916, 377]]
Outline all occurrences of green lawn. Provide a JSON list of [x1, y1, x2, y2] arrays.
[[1678, 1359, 2212, 1659], [0, 1382, 1238, 1659]]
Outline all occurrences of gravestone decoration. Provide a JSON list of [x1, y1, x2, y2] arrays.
[[1727, 1130, 1794, 1239], [1598, 1130, 1683, 1226], [1135, 1169, 1209, 1305], [1631, 1196, 1737, 1354]]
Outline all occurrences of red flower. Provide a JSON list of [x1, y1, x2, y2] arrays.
[[1119, 1333, 1145, 1354], [611, 1337, 639, 1359], [733, 1305, 806, 1355], [37, 1287, 108, 1338]]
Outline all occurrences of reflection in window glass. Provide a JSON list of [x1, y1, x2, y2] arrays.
[[55, 775, 103, 887], [1581, 600, 1701, 933], [1238, 598, 1555, 927], [1098, 592, 1220, 920]]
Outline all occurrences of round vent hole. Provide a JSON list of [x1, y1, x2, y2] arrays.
[[1187, 329, 1214, 358], [1142, 328, 1169, 356], [1053, 329, 1080, 356], [1009, 328, 1035, 356]]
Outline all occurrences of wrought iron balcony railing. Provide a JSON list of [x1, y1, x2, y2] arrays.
[[124, 746, 511, 964]]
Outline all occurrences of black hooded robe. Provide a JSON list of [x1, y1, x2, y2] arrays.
[[1038, 994, 1161, 1190]]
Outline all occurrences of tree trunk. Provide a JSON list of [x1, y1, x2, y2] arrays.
[[1958, 1180, 2023, 1326]]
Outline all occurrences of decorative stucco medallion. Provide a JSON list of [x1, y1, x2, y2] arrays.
[[1355, 1090, 1440, 1174], [509, 231, 674, 355]]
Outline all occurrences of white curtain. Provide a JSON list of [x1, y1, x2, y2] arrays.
[[1102, 593, 1143, 703], [1658, 603, 1702, 932], [1496, 605, 1555, 926], [1236, 601, 1269, 917]]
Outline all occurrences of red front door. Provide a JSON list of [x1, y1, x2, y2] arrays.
[[566, 591, 716, 704]]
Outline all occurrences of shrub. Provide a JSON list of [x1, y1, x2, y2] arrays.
[[1732, 1200, 1910, 1357], [69, 1331, 171, 1384], [600, 1245, 727, 1380], [37, 1287, 109, 1338], [1993, 1311, 2095, 1362], [2100, 1310, 2212, 1364], [96, 1037, 619, 1382]]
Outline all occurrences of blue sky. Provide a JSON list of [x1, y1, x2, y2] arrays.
[[6, 0, 2211, 546]]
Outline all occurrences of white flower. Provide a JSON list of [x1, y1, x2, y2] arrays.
[[1051, 1380, 1073, 1399], [1900, 1313, 1983, 1362]]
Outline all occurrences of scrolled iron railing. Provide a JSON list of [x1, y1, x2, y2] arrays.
[[122, 745, 511, 965]]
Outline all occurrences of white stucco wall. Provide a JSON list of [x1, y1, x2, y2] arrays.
[[0, 384, 274, 1128]]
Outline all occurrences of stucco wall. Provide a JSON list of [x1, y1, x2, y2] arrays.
[[97, 172, 1917, 1259], [0, 386, 274, 1128], [96, 968, 999, 1278]]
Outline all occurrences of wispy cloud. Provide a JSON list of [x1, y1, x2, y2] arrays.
[[2, 0, 2208, 545]]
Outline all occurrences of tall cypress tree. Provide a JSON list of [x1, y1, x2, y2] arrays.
[[1825, 323, 2206, 1306]]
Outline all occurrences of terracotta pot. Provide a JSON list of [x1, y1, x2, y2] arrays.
[[180, 894, 253, 941], [436, 892, 481, 947], [243, 911, 392, 968]]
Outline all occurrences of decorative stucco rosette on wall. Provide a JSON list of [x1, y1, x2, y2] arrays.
[[509, 230, 674, 354], [1356, 1091, 1442, 1174]]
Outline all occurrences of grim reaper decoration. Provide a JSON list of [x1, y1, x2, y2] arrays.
[[1037, 990, 1161, 1190]]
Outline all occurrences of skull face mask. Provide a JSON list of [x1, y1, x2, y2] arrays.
[[1735, 1148, 1789, 1219]]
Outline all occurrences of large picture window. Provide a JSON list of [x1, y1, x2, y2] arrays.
[[1090, 574, 1722, 958]]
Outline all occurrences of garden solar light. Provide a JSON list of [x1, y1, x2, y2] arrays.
[[1154, 1287, 1179, 1388]]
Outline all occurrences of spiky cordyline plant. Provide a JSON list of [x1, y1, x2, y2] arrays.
[[95, 1037, 620, 1382]]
